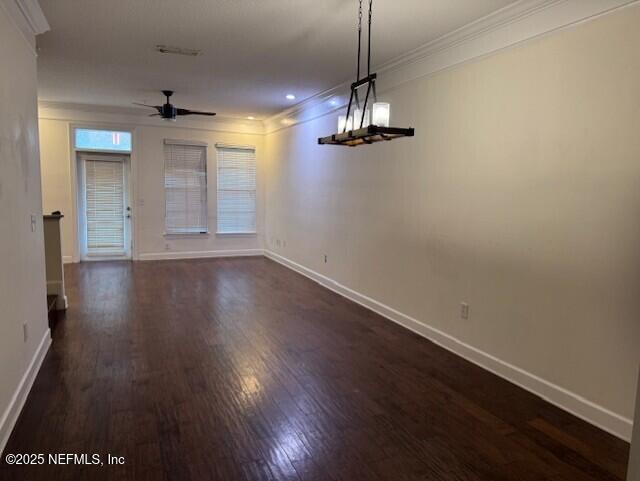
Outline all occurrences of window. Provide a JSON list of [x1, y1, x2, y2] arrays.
[[216, 145, 256, 234], [75, 128, 132, 152], [164, 140, 208, 234]]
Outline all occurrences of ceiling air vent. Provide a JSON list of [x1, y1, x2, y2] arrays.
[[155, 45, 201, 57]]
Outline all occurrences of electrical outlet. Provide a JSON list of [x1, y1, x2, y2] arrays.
[[23, 322, 28, 342], [164, 243, 171, 251], [460, 302, 469, 320]]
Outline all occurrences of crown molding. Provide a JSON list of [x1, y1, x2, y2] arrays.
[[13, 0, 48, 35], [264, 0, 639, 134], [0, 0, 48, 38], [38, 101, 265, 135], [0, 0, 48, 55], [39, 100, 153, 117]]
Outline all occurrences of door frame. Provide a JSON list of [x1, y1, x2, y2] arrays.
[[77, 152, 132, 261], [68, 123, 139, 262]]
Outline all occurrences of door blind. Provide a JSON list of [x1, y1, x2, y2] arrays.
[[85, 159, 125, 255], [164, 142, 208, 234], [216, 146, 256, 234]]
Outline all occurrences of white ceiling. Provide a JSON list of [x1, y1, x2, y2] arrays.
[[36, 0, 517, 119]]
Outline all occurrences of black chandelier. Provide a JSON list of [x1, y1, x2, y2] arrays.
[[318, 0, 414, 147]]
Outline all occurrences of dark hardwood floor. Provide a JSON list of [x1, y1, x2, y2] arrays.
[[1, 257, 630, 480]]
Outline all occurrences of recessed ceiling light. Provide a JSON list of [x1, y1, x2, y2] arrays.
[[247, 116, 255, 120], [286, 94, 296, 100]]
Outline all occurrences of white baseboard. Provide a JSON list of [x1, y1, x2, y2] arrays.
[[264, 250, 633, 441], [0, 329, 52, 455], [138, 249, 264, 261], [62, 256, 75, 264]]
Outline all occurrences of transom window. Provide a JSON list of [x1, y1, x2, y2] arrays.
[[75, 128, 132, 152]]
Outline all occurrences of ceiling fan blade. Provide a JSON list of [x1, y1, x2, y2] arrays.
[[176, 108, 216, 116], [133, 102, 162, 112]]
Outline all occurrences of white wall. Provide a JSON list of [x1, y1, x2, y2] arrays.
[[264, 5, 640, 440], [0, 2, 50, 453], [39, 111, 265, 261]]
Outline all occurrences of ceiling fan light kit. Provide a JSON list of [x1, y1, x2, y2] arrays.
[[318, 0, 414, 147]]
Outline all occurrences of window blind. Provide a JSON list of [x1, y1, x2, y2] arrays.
[[85, 159, 125, 255], [216, 146, 256, 234], [164, 142, 208, 234]]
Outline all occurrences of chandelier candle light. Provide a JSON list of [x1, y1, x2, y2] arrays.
[[318, 0, 414, 146]]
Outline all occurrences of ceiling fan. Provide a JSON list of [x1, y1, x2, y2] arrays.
[[133, 90, 216, 121]]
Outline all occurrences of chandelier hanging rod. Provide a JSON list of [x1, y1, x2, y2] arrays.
[[355, 0, 373, 83], [367, 0, 372, 76], [345, 0, 375, 133], [318, 0, 414, 146]]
